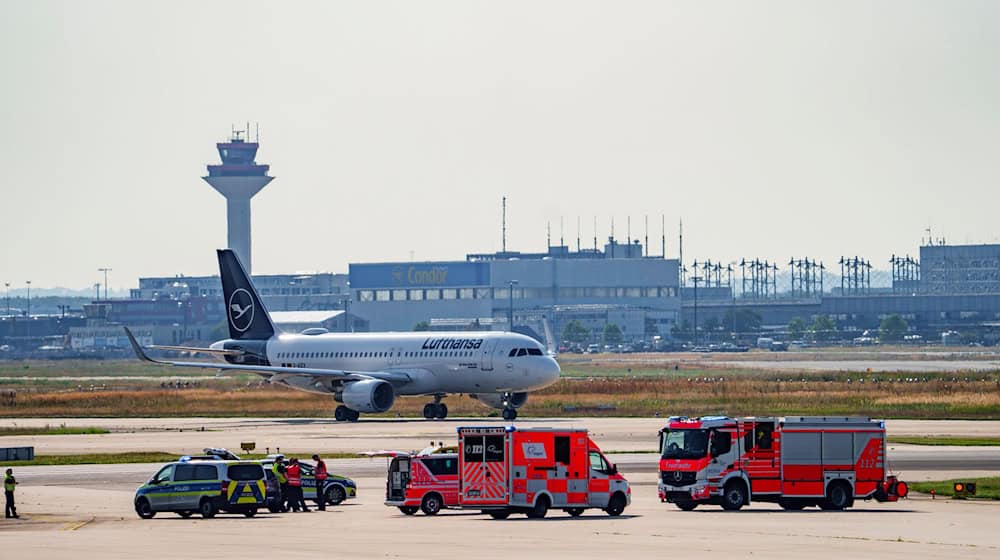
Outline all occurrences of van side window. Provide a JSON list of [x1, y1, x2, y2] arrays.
[[194, 465, 217, 480], [423, 458, 457, 475], [174, 464, 195, 482], [554, 436, 570, 464], [756, 422, 774, 450]]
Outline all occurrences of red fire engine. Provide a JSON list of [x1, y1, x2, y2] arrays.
[[384, 452, 459, 516], [657, 416, 908, 511], [458, 426, 630, 519]]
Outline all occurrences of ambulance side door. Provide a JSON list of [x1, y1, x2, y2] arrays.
[[587, 451, 613, 508]]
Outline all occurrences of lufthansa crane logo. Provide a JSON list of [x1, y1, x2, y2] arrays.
[[228, 288, 255, 333]]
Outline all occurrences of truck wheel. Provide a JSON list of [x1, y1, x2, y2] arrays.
[[199, 498, 218, 519], [135, 498, 155, 519], [325, 485, 347, 505], [605, 493, 627, 516], [565, 508, 585, 517], [526, 495, 550, 518], [821, 481, 852, 511], [721, 481, 747, 511], [779, 499, 807, 511], [398, 506, 418, 515], [421, 493, 443, 515], [488, 510, 511, 519], [674, 497, 698, 511]]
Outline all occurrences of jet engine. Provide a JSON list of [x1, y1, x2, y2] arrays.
[[340, 379, 395, 413], [472, 392, 528, 410]]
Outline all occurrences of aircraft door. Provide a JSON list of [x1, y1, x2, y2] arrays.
[[480, 340, 498, 371]]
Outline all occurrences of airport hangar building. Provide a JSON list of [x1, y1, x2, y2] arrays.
[[349, 240, 681, 342]]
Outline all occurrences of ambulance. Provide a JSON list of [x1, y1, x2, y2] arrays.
[[657, 416, 909, 511], [457, 426, 630, 519]]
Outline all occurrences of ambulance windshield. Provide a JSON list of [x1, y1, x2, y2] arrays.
[[661, 429, 709, 459]]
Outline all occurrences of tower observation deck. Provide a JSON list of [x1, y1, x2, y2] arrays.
[[202, 129, 274, 273]]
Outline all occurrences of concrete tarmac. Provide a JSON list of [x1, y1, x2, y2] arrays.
[[2, 417, 999, 558]]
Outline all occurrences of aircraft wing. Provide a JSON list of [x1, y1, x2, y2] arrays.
[[148, 344, 244, 357], [123, 327, 410, 385]]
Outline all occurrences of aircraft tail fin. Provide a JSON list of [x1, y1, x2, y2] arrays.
[[217, 249, 275, 340]]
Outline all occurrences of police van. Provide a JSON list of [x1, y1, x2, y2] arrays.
[[134, 458, 267, 519]]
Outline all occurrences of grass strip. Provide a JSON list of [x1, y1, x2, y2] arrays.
[[1, 450, 372, 467], [909, 477, 1000, 500], [0, 425, 110, 436], [888, 436, 1000, 446]]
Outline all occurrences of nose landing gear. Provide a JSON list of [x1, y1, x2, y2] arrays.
[[501, 392, 518, 421]]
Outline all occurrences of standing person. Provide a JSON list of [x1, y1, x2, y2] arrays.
[[286, 458, 309, 512], [312, 454, 328, 511], [4, 468, 18, 519], [271, 457, 288, 512]]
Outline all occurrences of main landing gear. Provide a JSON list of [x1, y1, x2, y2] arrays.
[[501, 392, 518, 421], [334, 405, 360, 422], [423, 395, 448, 420]]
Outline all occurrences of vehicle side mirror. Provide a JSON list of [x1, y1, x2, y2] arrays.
[[610, 464, 618, 475], [149, 478, 160, 485]]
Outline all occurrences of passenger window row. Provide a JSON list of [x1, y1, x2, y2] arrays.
[[276, 350, 477, 360]]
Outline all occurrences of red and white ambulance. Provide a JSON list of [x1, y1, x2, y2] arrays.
[[657, 416, 908, 511], [458, 426, 630, 519], [384, 451, 459, 516]]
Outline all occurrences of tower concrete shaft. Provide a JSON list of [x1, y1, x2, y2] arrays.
[[202, 130, 273, 273]]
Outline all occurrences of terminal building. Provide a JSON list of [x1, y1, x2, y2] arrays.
[[349, 240, 681, 342]]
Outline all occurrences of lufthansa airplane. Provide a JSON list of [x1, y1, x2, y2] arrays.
[[124, 249, 561, 421]]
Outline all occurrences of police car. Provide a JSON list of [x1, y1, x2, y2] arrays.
[[262, 456, 358, 505], [134, 458, 267, 519]]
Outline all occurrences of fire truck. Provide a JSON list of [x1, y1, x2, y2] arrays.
[[657, 416, 908, 511], [384, 451, 459, 516], [458, 426, 630, 519]]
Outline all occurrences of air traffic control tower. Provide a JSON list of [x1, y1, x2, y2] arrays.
[[202, 130, 273, 273]]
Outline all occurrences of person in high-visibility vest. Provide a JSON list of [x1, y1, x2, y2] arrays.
[[4, 468, 18, 519], [312, 454, 328, 511], [271, 459, 288, 512], [286, 458, 309, 512]]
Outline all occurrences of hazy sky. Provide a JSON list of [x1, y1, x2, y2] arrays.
[[2, 1, 998, 292]]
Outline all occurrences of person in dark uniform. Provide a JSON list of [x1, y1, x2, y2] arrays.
[[5, 468, 18, 519]]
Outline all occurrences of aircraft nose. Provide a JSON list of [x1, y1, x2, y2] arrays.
[[543, 356, 561, 384]]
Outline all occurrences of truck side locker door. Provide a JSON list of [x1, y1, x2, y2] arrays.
[[566, 434, 589, 506]]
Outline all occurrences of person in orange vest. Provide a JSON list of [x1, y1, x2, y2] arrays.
[[312, 454, 328, 511], [285, 458, 310, 512]]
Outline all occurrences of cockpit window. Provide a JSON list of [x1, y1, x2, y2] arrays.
[[508, 349, 517, 357], [527, 348, 543, 356], [516, 348, 528, 357]]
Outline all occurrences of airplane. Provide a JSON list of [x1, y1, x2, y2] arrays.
[[124, 249, 561, 421]]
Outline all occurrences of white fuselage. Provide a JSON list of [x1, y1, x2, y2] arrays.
[[246, 330, 560, 396]]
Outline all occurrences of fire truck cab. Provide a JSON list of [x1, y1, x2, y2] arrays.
[[658, 416, 908, 511], [384, 452, 459, 516], [458, 426, 630, 519]]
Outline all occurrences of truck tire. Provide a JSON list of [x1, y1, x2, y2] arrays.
[[526, 495, 550, 518], [488, 510, 511, 519], [821, 481, 852, 511], [674, 497, 698, 511], [199, 498, 218, 519], [721, 480, 748, 511], [421, 493, 443, 515], [135, 498, 156, 519], [398, 506, 418, 515], [605, 493, 627, 516], [779, 499, 807, 511]]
